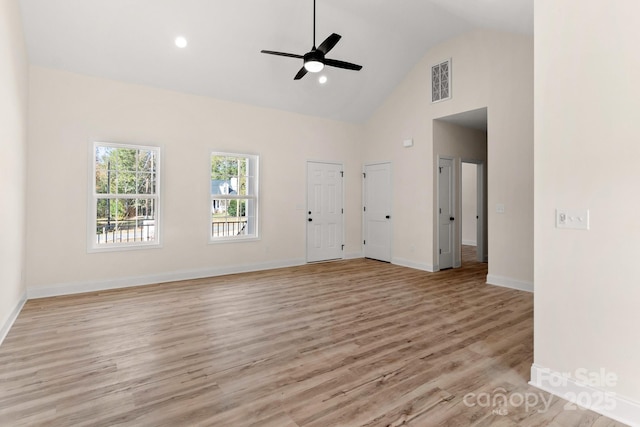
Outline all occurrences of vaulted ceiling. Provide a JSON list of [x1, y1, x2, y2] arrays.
[[18, 0, 532, 123]]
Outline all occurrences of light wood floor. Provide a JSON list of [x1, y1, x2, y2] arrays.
[[0, 247, 625, 426]]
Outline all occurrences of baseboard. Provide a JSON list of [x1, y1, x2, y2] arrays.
[[530, 364, 640, 426], [0, 292, 27, 346], [345, 251, 364, 260], [462, 240, 477, 246], [486, 274, 534, 292], [392, 257, 437, 273], [27, 258, 307, 299]]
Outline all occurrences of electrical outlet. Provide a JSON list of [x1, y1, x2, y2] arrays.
[[556, 209, 589, 230]]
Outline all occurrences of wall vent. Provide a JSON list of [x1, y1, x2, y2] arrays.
[[431, 59, 451, 103]]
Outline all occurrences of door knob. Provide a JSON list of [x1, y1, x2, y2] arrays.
[[308, 218, 313, 222], [450, 217, 455, 221], [385, 215, 390, 219]]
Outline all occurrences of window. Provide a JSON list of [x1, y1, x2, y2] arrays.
[[90, 142, 160, 251], [431, 58, 451, 103], [210, 152, 259, 241]]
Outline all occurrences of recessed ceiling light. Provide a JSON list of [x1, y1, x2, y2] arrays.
[[318, 75, 328, 84], [175, 36, 188, 48]]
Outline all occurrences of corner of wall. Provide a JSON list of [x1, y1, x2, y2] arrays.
[[0, 0, 29, 347], [530, 364, 640, 426], [0, 292, 27, 346]]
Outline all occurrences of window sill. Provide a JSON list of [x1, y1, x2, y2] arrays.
[[208, 236, 260, 245], [87, 242, 162, 253]]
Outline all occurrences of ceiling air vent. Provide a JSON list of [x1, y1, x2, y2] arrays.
[[431, 59, 451, 103]]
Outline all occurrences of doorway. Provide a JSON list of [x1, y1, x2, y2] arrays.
[[306, 161, 344, 262], [433, 107, 488, 271]]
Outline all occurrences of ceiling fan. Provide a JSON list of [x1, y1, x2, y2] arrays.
[[261, 0, 363, 80]]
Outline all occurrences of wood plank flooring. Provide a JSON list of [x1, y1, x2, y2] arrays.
[[0, 247, 625, 426]]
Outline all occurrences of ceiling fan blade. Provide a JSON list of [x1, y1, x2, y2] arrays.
[[324, 58, 363, 71], [317, 33, 341, 54], [261, 50, 304, 59], [294, 67, 308, 80]]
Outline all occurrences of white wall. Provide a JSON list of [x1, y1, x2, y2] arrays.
[[534, 0, 640, 422], [0, 0, 28, 340], [363, 29, 533, 284], [22, 30, 534, 298], [26, 67, 363, 294], [461, 162, 477, 246]]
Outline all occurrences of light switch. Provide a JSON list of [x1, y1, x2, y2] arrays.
[[496, 203, 505, 214], [556, 209, 589, 230]]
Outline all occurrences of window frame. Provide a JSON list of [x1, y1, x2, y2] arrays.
[[88, 141, 162, 253], [209, 151, 259, 243]]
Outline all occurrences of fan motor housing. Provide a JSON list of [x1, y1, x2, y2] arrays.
[[304, 50, 325, 66]]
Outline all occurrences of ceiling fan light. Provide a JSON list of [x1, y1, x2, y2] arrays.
[[175, 36, 188, 48], [304, 60, 324, 73], [303, 50, 325, 73]]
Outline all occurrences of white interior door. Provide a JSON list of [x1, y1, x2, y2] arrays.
[[307, 162, 343, 262], [363, 162, 392, 262], [438, 158, 454, 269]]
